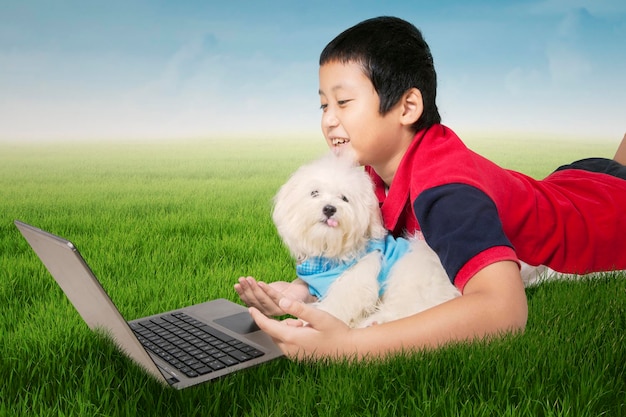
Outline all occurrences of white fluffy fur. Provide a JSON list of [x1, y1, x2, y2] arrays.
[[273, 153, 461, 328]]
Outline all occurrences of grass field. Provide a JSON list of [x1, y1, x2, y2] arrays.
[[1, 135, 625, 416]]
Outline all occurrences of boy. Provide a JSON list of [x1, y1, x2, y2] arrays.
[[236, 16, 626, 360]]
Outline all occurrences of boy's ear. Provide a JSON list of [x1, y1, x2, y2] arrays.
[[399, 88, 424, 126]]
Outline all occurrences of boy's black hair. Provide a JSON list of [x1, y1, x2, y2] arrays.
[[320, 16, 441, 132]]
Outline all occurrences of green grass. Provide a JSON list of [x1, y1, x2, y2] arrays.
[[1, 135, 625, 416]]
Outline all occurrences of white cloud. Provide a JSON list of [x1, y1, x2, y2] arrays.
[[504, 67, 546, 96], [545, 44, 592, 84]]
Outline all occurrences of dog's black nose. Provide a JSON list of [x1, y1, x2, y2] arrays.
[[323, 205, 337, 218]]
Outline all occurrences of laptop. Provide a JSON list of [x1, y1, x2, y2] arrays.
[[14, 220, 284, 389]]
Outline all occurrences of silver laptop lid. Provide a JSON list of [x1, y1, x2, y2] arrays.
[[14, 220, 166, 383]]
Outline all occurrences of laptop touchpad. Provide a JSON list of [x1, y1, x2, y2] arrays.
[[214, 312, 261, 334]]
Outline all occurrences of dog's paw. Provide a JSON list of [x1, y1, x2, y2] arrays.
[[356, 310, 396, 328]]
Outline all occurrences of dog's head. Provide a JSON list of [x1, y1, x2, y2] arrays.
[[272, 153, 387, 262]]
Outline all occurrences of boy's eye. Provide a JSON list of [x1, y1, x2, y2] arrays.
[[337, 99, 352, 106], [319, 104, 328, 111], [341, 195, 349, 202], [311, 190, 319, 198]]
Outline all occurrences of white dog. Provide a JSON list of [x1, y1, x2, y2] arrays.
[[272, 153, 461, 328]]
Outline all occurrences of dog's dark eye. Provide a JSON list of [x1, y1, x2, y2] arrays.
[[341, 195, 349, 202], [311, 190, 319, 198]]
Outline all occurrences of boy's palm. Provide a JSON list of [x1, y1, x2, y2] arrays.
[[235, 277, 312, 316]]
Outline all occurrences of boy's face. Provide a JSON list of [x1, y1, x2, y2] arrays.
[[318, 61, 408, 171]]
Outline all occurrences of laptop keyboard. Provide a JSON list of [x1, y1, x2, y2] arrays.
[[130, 312, 264, 378]]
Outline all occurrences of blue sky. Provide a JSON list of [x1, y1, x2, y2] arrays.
[[1, 0, 624, 141]]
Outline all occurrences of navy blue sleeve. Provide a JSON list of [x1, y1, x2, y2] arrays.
[[413, 183, 514, 283]]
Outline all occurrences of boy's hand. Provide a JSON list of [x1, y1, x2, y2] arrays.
[[235, 277, 313, 316], [249, 298, 355, 360]]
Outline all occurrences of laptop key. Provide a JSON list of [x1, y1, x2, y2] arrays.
[[218, 356, 239, 367], [195, 366, 213, 375], [247, 349, 264, 358], [181, 368, 198, 378], [228, 350, 253, 362]]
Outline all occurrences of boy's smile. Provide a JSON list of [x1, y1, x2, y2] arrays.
[[318, 60, 417, 184]]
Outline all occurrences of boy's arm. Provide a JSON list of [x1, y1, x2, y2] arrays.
[[249, 260, 527, 359]]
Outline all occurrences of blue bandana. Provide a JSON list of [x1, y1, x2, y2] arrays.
[[295, 234, 411, 299]]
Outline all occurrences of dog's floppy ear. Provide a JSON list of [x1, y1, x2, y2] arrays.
[[335, 151, 387, 241], [272, 171, 298, 237], [356, 166, 387, 241], [271, 164, 313, 260], [366, 196, 387, 240]]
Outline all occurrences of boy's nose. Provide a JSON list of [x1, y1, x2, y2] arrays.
[[321, 109, 339, 129]]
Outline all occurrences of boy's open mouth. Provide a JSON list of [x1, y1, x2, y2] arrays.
[[331, 137, 349, 146]]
